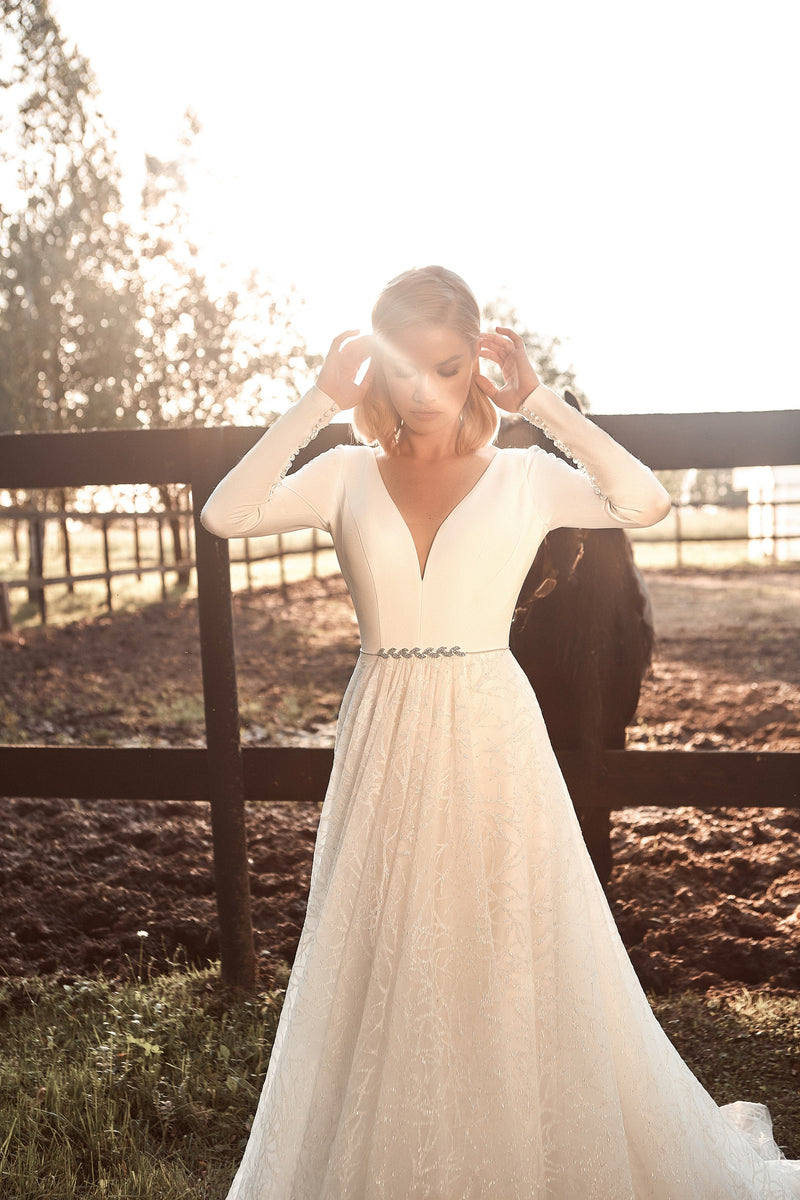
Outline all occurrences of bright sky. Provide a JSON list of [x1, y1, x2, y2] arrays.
[[47, 0, 800, 414]]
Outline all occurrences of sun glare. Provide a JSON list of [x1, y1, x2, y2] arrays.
[[29, 0, 800, 416]]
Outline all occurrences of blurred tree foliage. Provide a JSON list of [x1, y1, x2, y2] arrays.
[[0, 0, 141, 433], [482, 295, 590, 411], [0, 0, 320, 594], [133, 111, 319, 431], [656, 468, 739, 507], [132, 113, 322, 577], [0, 1, 319, 437]]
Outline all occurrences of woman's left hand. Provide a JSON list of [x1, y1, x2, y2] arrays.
[[477, 327, 541, 413]]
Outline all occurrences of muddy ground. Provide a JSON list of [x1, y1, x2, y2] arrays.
[[0, 567, 798, 995]]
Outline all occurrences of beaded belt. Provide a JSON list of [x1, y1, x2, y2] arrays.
[[377, 645, 466, 660]]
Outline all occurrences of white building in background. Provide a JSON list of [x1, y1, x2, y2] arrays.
[[732, 465, 800, 562]]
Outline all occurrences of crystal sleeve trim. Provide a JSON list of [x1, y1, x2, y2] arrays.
[[519, 400, 605, 500], [267, 401, 340, 500]]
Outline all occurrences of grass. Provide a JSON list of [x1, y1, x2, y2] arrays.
[[0, 961, 289, 1200], [1, 966, 798, 1199], [654, 989, 800, 1158]]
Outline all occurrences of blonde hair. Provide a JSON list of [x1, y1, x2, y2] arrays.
[[352, 265, 498, 455]]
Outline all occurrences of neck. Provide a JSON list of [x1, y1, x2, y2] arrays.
[[396, 423, 460, 462]]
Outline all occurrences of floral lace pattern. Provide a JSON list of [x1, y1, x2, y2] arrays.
[[226, 651, 799, 1199]]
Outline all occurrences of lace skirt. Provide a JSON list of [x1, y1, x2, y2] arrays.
[[227, 649, 799, 1199]]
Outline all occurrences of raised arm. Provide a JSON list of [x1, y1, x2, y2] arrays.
[[200, 332, 374, 539], [199, 386, 342, 538], [519, 383, 672, 531], [479, 328, 671, 532]]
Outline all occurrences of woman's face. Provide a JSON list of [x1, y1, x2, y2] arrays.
[[379, 324, 477, 439]]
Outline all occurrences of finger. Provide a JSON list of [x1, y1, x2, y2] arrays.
[[329, 329, 361, 353], [341, 333, 376, 362], [475, 372, 498, 399], [480, 334, 514, 360], [494, 326, 525, 348], [478, 346, 503, 365]]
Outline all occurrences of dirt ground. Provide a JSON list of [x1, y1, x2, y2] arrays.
[[0, 566, 798, 995]]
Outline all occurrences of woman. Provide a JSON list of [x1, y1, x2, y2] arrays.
[[202, 267, 799, 1199]]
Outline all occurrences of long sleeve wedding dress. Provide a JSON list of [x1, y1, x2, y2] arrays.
[[201, 384, 800, 1200]]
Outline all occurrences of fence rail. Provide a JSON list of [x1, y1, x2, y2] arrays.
[[3, 504, 798, 626], [0, 744, 796, 810], [0, 504, 334, 623], [1, 409, 799, 987]]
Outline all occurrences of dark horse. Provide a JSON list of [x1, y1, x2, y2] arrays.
[[503, 394, 657, 889]]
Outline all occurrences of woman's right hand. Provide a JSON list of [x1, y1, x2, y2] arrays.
[[317, 331, 375, 410]]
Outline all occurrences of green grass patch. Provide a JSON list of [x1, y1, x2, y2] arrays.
[[0, 963, 289, 1199], [650, 989, 800, 1158], [2, 968, 798, 1198]]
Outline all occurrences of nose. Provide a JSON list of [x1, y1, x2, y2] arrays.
[[412, 372, 434, 406]]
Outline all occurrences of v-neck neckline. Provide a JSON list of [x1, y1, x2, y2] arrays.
[[371, 449, 500, 581]]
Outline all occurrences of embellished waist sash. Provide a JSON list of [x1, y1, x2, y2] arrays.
[[360, 645, 509, 660]]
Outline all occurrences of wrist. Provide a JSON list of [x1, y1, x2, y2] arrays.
[[312, 379, 345, 411], [517, 381, 544, 413]]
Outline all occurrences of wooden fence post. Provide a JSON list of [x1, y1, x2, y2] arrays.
[[278, 533, 287, 601], [0, 581, 12, 634], [102, 517, 113, 611], [191, 466, 256, 989], [157, 518, 167, 601], [133, 516, 142, 581], [61, 507, 74, 594], [27, 510, 46, 623]]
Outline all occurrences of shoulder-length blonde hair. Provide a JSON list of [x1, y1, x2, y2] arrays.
[[352, 265, 498, 455]]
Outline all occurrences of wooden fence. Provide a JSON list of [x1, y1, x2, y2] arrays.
[[0, 506, 194, 624], [0, 505, 333, 626], [3, 492, 798, 628], [0, 409, 798, 987], [642, 496, 800, 567]]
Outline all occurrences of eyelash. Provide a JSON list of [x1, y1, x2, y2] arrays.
[[389, 366, 460, 379]]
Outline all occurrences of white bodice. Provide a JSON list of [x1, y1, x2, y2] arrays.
[[201, 385, 671, 654], [333, 445, 552, 654]]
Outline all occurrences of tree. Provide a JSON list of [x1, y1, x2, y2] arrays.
[[656, 468, 738, 507], [0, 0, 141, 435], [482, 295, 590, 411], [0, 0, 141, 610], [132, 113, 322, 578], [132, 113, 319, 432], [0, 5, 321, 599]]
